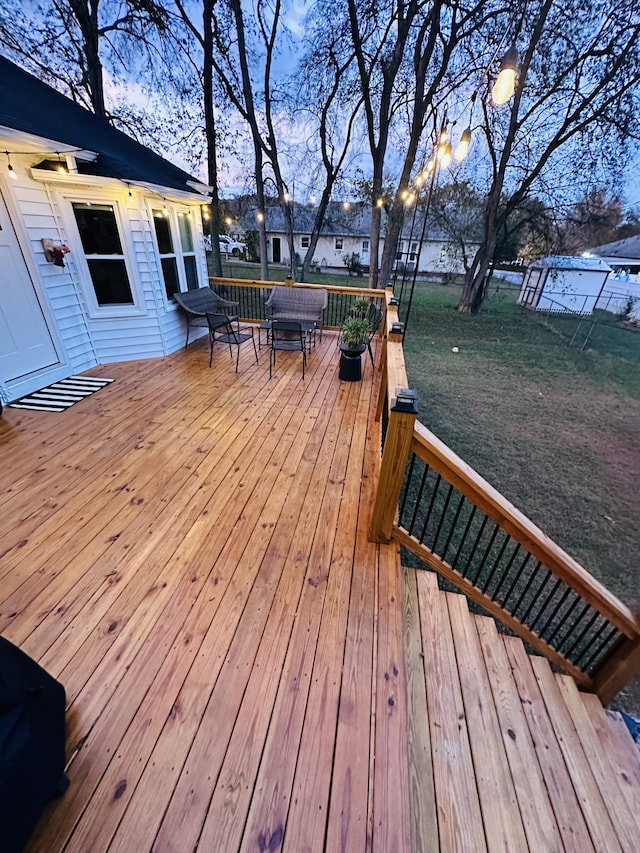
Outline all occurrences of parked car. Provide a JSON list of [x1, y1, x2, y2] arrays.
[[219, 235, 246, 257], [203, 235, 247, 257]]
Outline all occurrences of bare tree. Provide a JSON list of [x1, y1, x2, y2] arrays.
[[293, 8, 364, 281], [0, 0, 169, 120], [171, 0, 226, 276], [458, 0, 640, 312]]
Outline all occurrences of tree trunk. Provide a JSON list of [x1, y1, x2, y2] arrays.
[[203, 2, 222, 278]]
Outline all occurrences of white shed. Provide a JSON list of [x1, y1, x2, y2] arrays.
[[518, 255, 612, 315]]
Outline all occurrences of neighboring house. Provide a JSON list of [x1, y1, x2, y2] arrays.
[[518, 255, 612, 315], [244, 202, 479, 275], [0, 56, 211, 405], [588, 236, 640, 317]]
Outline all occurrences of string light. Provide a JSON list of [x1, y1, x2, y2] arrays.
[[5, 151, 17, 180], [256, 211, 265, 222], [492, 46, 519, 104], [454, 127, 472, 161]]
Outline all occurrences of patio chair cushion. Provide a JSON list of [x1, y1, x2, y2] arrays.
[[265, 286, 327, 334]]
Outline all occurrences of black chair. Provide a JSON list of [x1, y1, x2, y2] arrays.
[[270, 320, 306, 379], [206, 313, 258, 372]]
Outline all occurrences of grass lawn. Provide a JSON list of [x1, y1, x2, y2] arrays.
[[213, 259, 640, 714], [401, 278, 640, 716]]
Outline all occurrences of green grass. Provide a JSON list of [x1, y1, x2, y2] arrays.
[[402, 279, 640, 715]]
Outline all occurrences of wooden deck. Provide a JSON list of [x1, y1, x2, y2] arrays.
[[1, 329, 639, 852]]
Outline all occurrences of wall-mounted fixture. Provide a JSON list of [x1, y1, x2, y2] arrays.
[[42, 238, 71, 267]]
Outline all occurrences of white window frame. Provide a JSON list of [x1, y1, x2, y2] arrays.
[[335, 237, 343, 250], [301, 235, 310, 248], [62, 193, 144, 319], [148, 203, 203, 303]]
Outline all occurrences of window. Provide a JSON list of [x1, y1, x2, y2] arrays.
[[152, 208, 199, 299], [152, 210, 179, 299], [72, 203, 133, 306], [335, 237, 343, 250], [301, 235, 310, 248], [177, 212, 198, 291], [362, 240, 369, 252]]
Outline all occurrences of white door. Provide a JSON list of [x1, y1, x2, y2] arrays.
[[0, 189, 58, 382]]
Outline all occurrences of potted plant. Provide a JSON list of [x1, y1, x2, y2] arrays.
[[339, 315, 370, 381]]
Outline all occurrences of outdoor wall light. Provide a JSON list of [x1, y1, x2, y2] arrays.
[[5, 151, 17, 179], [492, 46, 519, 104]]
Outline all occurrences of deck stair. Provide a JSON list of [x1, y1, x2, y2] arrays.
[[403, 566, 640, 852]]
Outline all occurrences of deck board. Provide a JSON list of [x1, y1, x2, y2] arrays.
[[1, 328, 639, 852]]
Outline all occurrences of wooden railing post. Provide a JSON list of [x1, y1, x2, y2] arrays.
[[590, 635, 640, 706], [369, 389, 418, 543]]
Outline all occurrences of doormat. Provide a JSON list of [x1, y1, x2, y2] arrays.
[[9, 376, 115, 412]]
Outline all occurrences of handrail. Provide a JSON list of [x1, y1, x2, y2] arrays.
[[208, 276, 385, 330], [370, 289, 640, 704]]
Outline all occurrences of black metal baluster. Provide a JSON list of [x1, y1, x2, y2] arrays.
[[461, 515, 489, 579], [408, 460, 431, 535], [577, 624, 619, 672], [562, 610, 600, 661], [509, 558, 541, 617], [419, 473, 443, 546], [537, 586, 573, 640], [440, 493, 466, 564], [479, 532, 510, 594], [398, 453, 418, 528], [529, 577, 563, 633], [491, 543, 522, 603], [452, 506, 477, 570], [518, 566, 550, 624], [545, 594, 583, 646], [500, 552, 532, 610], [431, 483, 455, 555], [469, 522, 500, 587]]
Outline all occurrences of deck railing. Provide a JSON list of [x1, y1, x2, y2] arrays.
[[208, 275, 385, 329], [370, 288, 640, 705]]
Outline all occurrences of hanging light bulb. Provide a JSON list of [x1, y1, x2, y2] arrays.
[[256, 211, 265, 222], [283, 190, 290, 203], [492, 46, 519, 105], [55, 154, 67, 174], [162, 201, 169, 216], [438, 141, 452, 169], [5, 151, 17, 180], [202, 205, 210, 220], [376, 198, 384, 208], [454, 127, 472, 161]]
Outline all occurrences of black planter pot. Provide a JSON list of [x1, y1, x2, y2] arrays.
[[339, 342, 366, 381]]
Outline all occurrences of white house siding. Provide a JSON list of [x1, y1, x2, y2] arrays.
[[284, 232, 474, 275], [0, 155, 209, 404], [0, 170, 96, 402], [596, 274, 640, 314]]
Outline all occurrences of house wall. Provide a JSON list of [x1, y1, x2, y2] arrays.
[[0, 151, 208, 402], [596, 274, 640, 315], [274, 231, 475, 275]]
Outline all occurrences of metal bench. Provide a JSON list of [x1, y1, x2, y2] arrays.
[[174, 288, 239, 348]]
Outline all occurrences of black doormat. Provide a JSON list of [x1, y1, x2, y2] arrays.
[[9, 376, 115, 412]]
